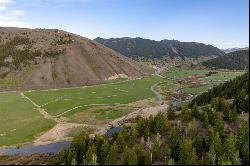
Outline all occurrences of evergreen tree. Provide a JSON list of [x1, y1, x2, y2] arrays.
[[116, 132, 126, 153], [191, 103, 200, 119], [205, 144, 217, 165], [155, 113, 168, 134], [100, 137, 109, 164], [70, 132, 89, 164], [237, 120, 249, 164], [179, 139, 197, 165], [202, 111, 209, 128], [133, 144, 148, 165], [67, 148, 77, 165], [218, 154, 232, 165], [128, 148, 138, 165], [105, 142, 118, 165], [181, 105, 192, 122], [209, 130, 222, 156], [223, 133, 240, 164], [58, 148, 69, 165], [152, 133, 161, 161], [169, 127, 181, 162], [228, 106, 238, 123], [86, 144, 97, 165], [187, 118, 197, 138], [123, 146, 130, 165], [214, 112, 224, 136]]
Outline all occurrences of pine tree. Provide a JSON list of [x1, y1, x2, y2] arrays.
[[86, 144, 97, 165], [128, 148, 138, 165], [58, 148, 69, 165], [191, 103, 199, 119], [100, 137, 109, 164], [205, 144, 217, 165], [237, 120, 249, 164], [116, 132, 126, 153], [209, 130, 222, 156], [187, 118, 197, 138], [169, 127, 181, 162], [228, 106, 238, 123], [152, 133, 161, 161], [123, 146, 130, 165], [181, 105, 191, 122], [179, 139, 197, 165], [214, 112, 224, 136], [105, 142, 118, 165], [223, 133, 240, 164], [155, 113, 168, 134], [202, 111, 209, 128], [218, 154, 232, 165]]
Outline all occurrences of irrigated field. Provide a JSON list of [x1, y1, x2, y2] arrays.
[[0, 70, 245, 147], [24, 76, 164, 117], [0, 92, 55, 147], [0, 76, 163, 147]]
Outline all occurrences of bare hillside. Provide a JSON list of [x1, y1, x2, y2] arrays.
[[0, 27, 154, 91]]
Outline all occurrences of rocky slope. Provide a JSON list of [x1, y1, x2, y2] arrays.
[[0, 27, 154, 91]]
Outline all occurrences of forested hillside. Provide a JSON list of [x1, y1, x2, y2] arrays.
[[202, 50, 249, 70], [190, 73, 249, 112], [94, 37, 225, 60]]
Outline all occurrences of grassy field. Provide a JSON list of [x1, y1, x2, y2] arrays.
[[163, 69, 209, 78], [0, 70, 244, 147], [24, 76, 164, 117], [0, 92, 56, 147], [160, 70, 245, 95]]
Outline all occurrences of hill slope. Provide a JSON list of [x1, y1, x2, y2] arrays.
[[94, 37, 225, 60], [222, 47, 249, 53], [0, 27, 154, 91], [202, 50, 249, 70]]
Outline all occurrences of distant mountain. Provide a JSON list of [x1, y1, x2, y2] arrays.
[[94, 37, 225, 60], [0, 27, 153, 90], [202, 50, 249, 70], [222, 47, 249, 53]]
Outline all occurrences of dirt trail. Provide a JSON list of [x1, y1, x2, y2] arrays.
[[20, 92, 60, 123], [150, 85, 161, 102]]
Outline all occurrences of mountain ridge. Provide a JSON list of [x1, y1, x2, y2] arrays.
[[94, 37, 225, 60]]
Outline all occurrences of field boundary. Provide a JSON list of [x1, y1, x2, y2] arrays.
[[20, 92, 60, 123]]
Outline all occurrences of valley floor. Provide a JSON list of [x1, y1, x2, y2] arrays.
[[0, 69, 245, 148]]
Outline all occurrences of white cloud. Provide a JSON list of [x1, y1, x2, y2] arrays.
[[0, 0, 29, 27]]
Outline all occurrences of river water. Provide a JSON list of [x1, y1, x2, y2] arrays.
[[0, 141, 71, 155], [0, 127, 130, 155]]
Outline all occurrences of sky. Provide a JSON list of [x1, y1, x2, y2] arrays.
[[0, 0, 249, 49]]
